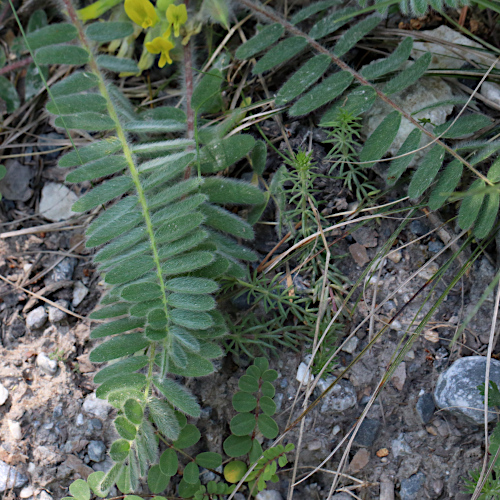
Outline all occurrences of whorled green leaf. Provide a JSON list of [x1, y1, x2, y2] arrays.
[[428, 159, 463, 210], [86, 21, 134, 42], [66, 155, 127, 183], [55, 112, 116, 132], [253, 37, 308, 74], [386, 128, 422, 185], [289, 71, 353, 117], [96, 55, 139, 74], [93, 355, 149, 384], [333, 15, 380, 57], [309, 6, 357, 40], [359, 110, 401, 167], [72, 176, 133, 212], [384, 52, 432, 95], [235, 24, 284, 59], [290, 0, 342, 25], [90, 333, 150, 363], [35, 45, 89, 65], [458, 179, 485, 231], [199, 134, 255, 174], [320, 85, 377, 125], [408, 145, 446, 199], [25, 23, 77, 50], [361, 36, 413, 80], [275, 54, 331, 106]]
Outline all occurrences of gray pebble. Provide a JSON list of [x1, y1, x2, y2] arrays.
[[88, 440, 107, 462], [38, 491, 54, 500], [428, 240, 444, 253], [255, 491, 283, 500], [410, 220, 429, 236], [89, 419, 103, 431], [48, 300, 68, 322], [36, 353, 58, 376], [400, 472, 426, 500], [49, 257, 76, 283], [434, 356, 500, 424], [317, 378, 357, 414], [76, 414, 85, 426], [416, 393, 435, 424], [72, 281, 89, 307], [52, 404, 63, 419], [0, 460, 28, 491], [92, 456, 114, 473], [352, 418, 381, 447], [0, 383, 8, 406], [26, 307, 48, 330], [38, 132, 66, 160]]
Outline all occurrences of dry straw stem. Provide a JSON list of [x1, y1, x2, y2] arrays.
[[237, 0, 495, 187]]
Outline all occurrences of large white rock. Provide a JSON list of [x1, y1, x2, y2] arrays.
[[39, 183, 78, 222]]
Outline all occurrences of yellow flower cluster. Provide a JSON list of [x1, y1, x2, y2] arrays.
[[124, 0, 188, 67]]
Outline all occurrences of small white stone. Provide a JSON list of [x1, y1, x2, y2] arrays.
[[0, 383, 8, 405], [76, 413, 85, 426], [341, 337, 359, 354], [36, 353, 58, 376], [19, 485, 34, 498], [255, 491, 283, 500], [26, 306, 48, 330], [8, 420, 22, 441], [387, 250, 402, 264], [82, 393, 112, 419], [38, 491, 54, 500], [296, 362, 314, 385], [39, 183, 78, 222], [418, 263, 439, 281], [481, 82, 500, 107], [331, 424, 341, 436], [72, 281, 89, 307], [48, 300, 68, 322]]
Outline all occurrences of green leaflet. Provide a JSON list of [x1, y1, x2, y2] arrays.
[[105, 254, 155, 285], [384, 52, 432, 95], [66, 156, 128, 183], [251, 140, 267, 176], [90, 333, 150, 363], [289, 71, 353, 116], [235, 24, 284, 59], [199, 135, 255, 174], [149, 398, 180, 441], [73, 177, 134, 212], [47, 94, 107, 115], [151, 194, 206, 226], [0, 76, 20, 113], [191, 69, 223, 113], [408, 145, 446, 199], [230, 412, 255, 436], [154, 377, 201, 417], [55, 112, 116, 131], [87, 212, 143, 248], [140, 105, 186, 123], [210, 230, 258, 261], [359, 110, 401, 167], [93, 356, 149, 384], [320, 85, 377, 125], [122, 282, 162, 302], [86, 21, 134, 42], [148, 177, 203, 210], [458, 179, 486, 230], [361, 37, 413, 80], [95, 373, 147, 399], [309, 6, 357, 40], [475, 191, 500, 239], [24, 23, 77, 50], [162, 250, 214, 276], [89, 302, 130, 320], [168, 293, 216, 311], [147, 464, 170, 494], [275, 54, 331, 106], [35, 45, 89, 65], [201, 178, 265, 205], [51, 71, 99, 98], [386, 129, 421, 185], [170, 309, 214, 330], [129, 298, 162, 318], [94, 227, 147, 263], [433, 114, 492, 139], [223, 434, 252, 457], [201, 203, 254, 240], [333, 15, 381, 57], [132, 138, 195, 155], [157, 230, 209, 261], [160, 449, 178, 476], [96, 55, 140, 74], [155, 213, 205, 245], [90, 317, 145, 339], [291, 0, 342, 24], [183, 462, 200, 484], [257, 414, 279, 438], [124, 120, 186, 134], [170, 326, 200, 351], [59, 137, 121, 167], [195, 452, 222, 469], [428, 159, 463, 210], [253, 37, 308, 74], [164, 277, 218, 294]]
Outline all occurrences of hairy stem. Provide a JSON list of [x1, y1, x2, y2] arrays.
[[183, 41, 195, 179]]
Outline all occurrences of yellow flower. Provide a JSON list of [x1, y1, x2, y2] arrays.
[[125, 0, 159, 29], [145, 36, 175, 67], [166, 3, 188, 38]]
